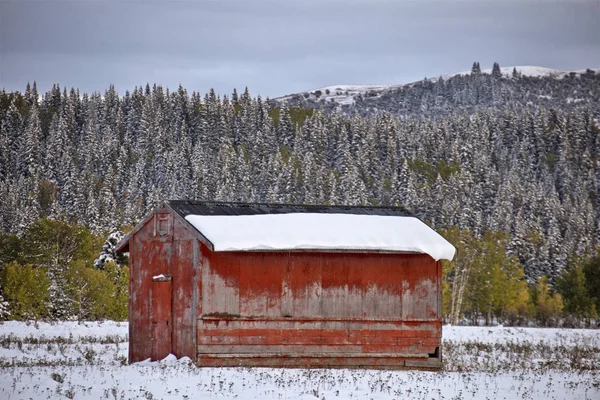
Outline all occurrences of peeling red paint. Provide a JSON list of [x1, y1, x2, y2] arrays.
[[126, 206, 443, 369]]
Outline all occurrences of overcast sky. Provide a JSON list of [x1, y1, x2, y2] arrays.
[[1, 0, 599, 98]]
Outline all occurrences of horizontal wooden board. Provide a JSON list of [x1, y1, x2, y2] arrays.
[[196, 355, 441, 370], [197, 318, 440, 333], [196, 315, 440, 359]]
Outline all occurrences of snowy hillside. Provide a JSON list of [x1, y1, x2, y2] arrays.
[[447, 65, 593, 80], [277, 83, 401, 106], [0, 321, 598, 399], [275, 66, 600, 108]]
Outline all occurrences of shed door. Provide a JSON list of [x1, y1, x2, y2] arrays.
[[151, 275, 172, 360]]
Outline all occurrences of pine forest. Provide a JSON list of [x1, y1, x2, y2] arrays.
[[1, 65, 599, 325]]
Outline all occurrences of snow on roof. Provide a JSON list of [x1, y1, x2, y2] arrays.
[[184, 213, 455, 261]]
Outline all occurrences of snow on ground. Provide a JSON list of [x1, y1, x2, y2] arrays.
[[277, 84, 400, 106], [2, 364, 596, 400], [0, 320, 128, 340], [0, 322, 598, 399], [444, 324, 600, 346]]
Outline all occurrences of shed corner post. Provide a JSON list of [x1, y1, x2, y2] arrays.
[[437, 260, 443, 363], [192, 238, 201, 364], [127, 233, 135, 364]]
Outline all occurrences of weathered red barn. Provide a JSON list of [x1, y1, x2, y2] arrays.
[[116, 200, 455, 369]]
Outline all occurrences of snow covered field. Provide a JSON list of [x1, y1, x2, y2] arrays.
[[0, 322, 598, 399]]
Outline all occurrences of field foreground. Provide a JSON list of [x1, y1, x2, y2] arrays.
[[0, 321, 598, 399]]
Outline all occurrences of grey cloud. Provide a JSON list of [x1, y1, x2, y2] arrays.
[[1, 0, 598, 97]]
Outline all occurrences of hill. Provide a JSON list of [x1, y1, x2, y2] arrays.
[[274, 65, 600, 118]]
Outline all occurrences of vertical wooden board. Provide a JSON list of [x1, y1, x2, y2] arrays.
[[238, 254, 266, 317], [151, 280, 172, 360], [281, 259, 293, 317], [401, 255, 438, 320], [196, 241, 207, 318], [129, 231, 152, 362], [202, 251, 240, 316], [128, 239, 134, 362], [238, 253, 283, 317], [321, 255, 348, 318], [362, 256, 402, 319], [129, 213, 172, 362], [171, 239, 196, 359], [128, 236, 138, 363], [149, 240, 172, 360], [345, 259, 364, 318], [262, 255, 284, 317], [437, 261, 442, 320], [172, 217, 191, 241], [361, 255, 378, 319], [360, 256, 373, 319], [288, 254, 322, 318], [362, 256, 390, 319]]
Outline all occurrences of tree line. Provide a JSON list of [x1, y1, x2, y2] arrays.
[[440, 227, 599, 327], [0, 72, 599, 323], [0, 218, 597, 326]]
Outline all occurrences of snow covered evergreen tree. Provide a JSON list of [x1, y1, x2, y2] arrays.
[[492, 62, 502, 79], [0, 287, 9, 321], [94, 229, 125, 270], [1, 70, 599, 283]]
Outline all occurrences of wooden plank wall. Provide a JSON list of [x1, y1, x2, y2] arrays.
[[130, 214, 172, 362], [197, 250, 441, 368], [170, 217, 198, 359], [129, 211, 198, 363]]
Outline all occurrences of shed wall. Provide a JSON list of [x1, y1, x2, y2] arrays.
[[129, 210, 198, 363], [197, 248, 441, 368], [128, 207, 443, 369]]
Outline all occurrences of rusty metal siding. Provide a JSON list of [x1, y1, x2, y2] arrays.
[[197, 250, 441, 368]]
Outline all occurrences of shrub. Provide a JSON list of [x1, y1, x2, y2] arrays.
[[64, 261, 128, 321], [0, 261, 50, 320]]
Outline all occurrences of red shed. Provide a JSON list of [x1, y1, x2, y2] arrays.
[[116, 201, 455, 369]]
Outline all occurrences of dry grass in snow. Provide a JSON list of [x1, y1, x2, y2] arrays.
[[0, 322, 598, 399]]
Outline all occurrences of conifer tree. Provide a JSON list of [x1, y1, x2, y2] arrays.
[[20, 105, 42, 179], [492, 62, 502, 79], [94, 229, 126, 270], [556, 264, 597, 323], [0, 286, 9, 320]]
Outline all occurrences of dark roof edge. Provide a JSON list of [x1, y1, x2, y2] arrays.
[[167, 200, 414, 218]]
